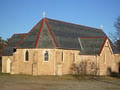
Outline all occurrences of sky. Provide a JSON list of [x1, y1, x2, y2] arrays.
[[0, 0, 120, 40]]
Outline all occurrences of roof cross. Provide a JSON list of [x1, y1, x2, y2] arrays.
[[42, 11, 46, 17], [100, 25, 104, 29]]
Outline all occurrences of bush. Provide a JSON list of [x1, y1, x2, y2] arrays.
[[0, 59, 2, 71], [71, 61, 99, 76]]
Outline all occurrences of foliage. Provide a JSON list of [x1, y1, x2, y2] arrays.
[[0, 37, 9, 55], [114, 16, 120, 38], [114, 16, 120, 50], [114, 40, 120, 51], [71, 61, 99, 76], [0, 37, 5, 59], [0, 37, 8, 68], [0, 37, 4, 53]]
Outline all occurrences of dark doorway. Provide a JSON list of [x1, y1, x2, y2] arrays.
[[118, 62, 120, 73]]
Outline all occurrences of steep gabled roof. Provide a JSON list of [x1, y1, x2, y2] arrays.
[[16, 18, 107, 49], [3, 17, 119, 56], [2, 33, 26, 56], [16, 18, 58, 48], [15, 20, 42, 48], [78, 37, 107, 55], [46, 18, 107, 49]]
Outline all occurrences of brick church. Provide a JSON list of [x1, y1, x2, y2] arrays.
[[1, 16, 120, 76]]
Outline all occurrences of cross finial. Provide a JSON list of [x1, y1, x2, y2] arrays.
[[100, 25, 104, 29], [42, 11, 46, 17]]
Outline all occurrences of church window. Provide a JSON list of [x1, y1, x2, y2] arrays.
[[44, 51, 49, 61], [25, 50, 29, 61], [61, 52, 64, 61]]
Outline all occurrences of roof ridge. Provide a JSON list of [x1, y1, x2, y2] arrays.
[[44, 19, 58, 47], [15, 19, 43, 47], [79, 37, 108, 38], [35, 18, 58, 47], [99, 38, 107, 55], [45, 18, 103, 31], [34, 18, 44, 47]]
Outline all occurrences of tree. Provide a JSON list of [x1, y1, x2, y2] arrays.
[[115, 16, 120, 38], [0, 37, 7, 60], [0, 37, 5, 68], [114, 40, 120, 51], [0, 36, 9, 69], [0, 37, 4, 53], [114, 16, 120, 50]]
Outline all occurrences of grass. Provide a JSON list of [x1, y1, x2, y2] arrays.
[[0, 60, 1, 71], [0, 71, 120, 90], [0, 70, 97, 81], [0, 70, 119, 82], [0, 70, 11, 76]]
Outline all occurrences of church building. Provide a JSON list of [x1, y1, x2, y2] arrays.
[[1, 16, 120, 76]]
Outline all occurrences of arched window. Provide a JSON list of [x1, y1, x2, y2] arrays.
[[25, 50, 29, 61], [44, 51, 49, 61], [61, 52, 64, 61]]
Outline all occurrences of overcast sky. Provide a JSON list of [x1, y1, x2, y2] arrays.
[[0, 0, 120, 40]]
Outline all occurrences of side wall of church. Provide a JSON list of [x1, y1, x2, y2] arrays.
[[114, 54, 120, 73], [3, 40, 120, 76], [76, 39, 120, 75], [11, 49, 55, 75], [2, 56, 13, 73], [55, 49, 79, 75], [77, 55, 97, 74], [11, 48, 79, 75], [97, 39, 119, 75]]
